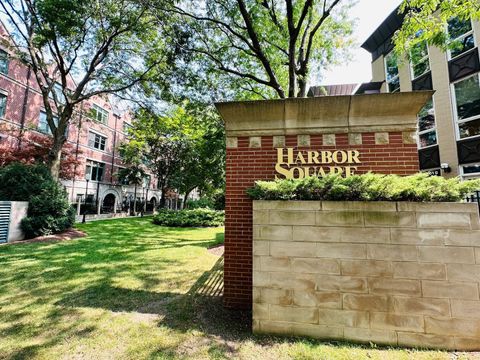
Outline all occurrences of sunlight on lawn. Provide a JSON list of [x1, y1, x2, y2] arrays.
[[0, 217, 476, 359]]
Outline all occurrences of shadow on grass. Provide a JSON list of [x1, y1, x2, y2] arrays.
[[0, 218, 227, 359], [56, 255, 252, 343]]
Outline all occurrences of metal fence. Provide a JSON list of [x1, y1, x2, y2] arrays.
[[466, 190, 480, 212]]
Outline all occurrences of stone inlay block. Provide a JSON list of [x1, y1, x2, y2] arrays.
[[348, 133, 362, 145], [226, 137, 238, 148], [323, 134, 336, 146], [402, 131, 417, 144], [249, 136, 262, 148], [297, 134, 311, 147], [375, 132, 389, 145], [273, 135, 285, 147]]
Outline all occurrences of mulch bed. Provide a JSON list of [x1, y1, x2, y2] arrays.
[[4, 229, 86, 245]]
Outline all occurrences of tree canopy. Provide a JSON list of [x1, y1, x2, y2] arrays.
[[394, 0, 480, 55], [148, 0, 356, 101], [120, 104, 225, 208], [1, 0, 166, 178]]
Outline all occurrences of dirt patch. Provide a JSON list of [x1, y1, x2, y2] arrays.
[[6, 229, 86, 245], [208, 244, 224, 256]]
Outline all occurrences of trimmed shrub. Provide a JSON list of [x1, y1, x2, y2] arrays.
[[247, 173, 480, 202], [0, 163, 52, 201], [186, 198, 215, 209], [0, 163, 75, 238], [186, 191, 225, 211], [152, 208, 224, 227], [21, 178, 76, 238]]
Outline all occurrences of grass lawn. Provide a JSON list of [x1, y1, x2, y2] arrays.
[[0, 217, 477, 360]]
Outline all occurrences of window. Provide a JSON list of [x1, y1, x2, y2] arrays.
[[385, 52, 400, 93], [462, 163, 480, 179], [88, 131, 107, 151], [38, 111, 59, 135], [50, 83, 66, 104], [85, 160, 105, 181], [89, 104, 109, 124], [143, 175, 151, 188], [453, 73, 480, 139], [417, 99, 438, 148], [448, 18, 475, 59], [0, 93, 6, 117], [410, 42, 430, 79], [123, 121, 133, 135], [0, 50, 8, 75]]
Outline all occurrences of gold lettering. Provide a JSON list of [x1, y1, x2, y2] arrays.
[[344, 166, 358, 177], [274, 148, 362, 179], [316, 167, 327, 177], [332, 150, 348, 164], [329, 166, 344, 175], [321, 151, 332, 164], [348, 150, 361, 164], [304, 167, 314, 177], [295, 151, 307, 164], [277, 148, 294, 165], [275, 163, 292, 179], [291, 167, 305, 179], [307, 151, 320, 164]]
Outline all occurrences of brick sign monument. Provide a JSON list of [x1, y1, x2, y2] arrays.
[[216, 92, 432, 309], [215, 92, 480, 350]]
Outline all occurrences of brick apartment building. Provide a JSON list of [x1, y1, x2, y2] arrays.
[[0, 22, 165, 215]]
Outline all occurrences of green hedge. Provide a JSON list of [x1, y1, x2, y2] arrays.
[[247, 173, 480, 202], [186, 191, 225, 210], [0, 163, 75, 238], [152, 208, 224, 227], [21, 174, 76, 238], [0, 163, 52, 201]]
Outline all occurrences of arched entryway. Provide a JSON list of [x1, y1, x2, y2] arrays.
[[102, 193, 116, 213], [147, 197, 157, 212]]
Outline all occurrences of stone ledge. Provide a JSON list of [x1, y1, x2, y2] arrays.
[[216, 92, 433, 136]]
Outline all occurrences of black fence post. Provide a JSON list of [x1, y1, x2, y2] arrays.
[[466, 190, 480, 214]]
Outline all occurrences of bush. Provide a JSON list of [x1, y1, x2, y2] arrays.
[[247, 173, 480, 202], [0, 163, 52, 201], [21, 178, 76, 238], [186, 198, 215, 209], [186, 190, 225, 211], [0, 163, 75, 238], [152, 208, 224, 227]]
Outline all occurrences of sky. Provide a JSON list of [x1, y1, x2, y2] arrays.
[[322, 0, 403, 85]]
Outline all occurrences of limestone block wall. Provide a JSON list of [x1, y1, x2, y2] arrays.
[[253, 200, 480, 350]]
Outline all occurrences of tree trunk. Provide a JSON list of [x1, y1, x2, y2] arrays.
[[183, 188, 194, 209], [160, 187, 167, 209], [48, 140, 63, 180], [297, 77, 308, 98]]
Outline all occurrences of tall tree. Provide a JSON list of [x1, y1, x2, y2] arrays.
[[149, 0, 355, 100], [170, 104, 225, 207], [394, 0, 480, 54], [0, 0, 166, 179], [121, 104, 225, 208], [120, 107, 191, 208]]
